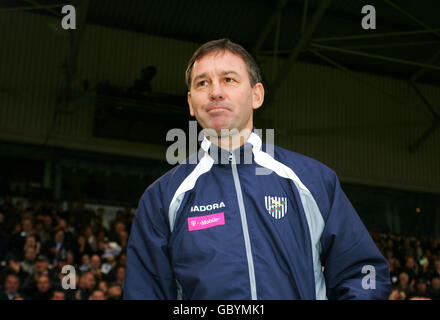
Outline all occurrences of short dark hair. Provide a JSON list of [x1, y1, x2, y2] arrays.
[[185, 38, 262, 90]]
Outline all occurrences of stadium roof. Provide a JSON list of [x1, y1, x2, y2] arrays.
[[3, 0, 440, 85]]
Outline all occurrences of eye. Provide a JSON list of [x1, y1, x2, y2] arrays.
[[197, 80, 208, 87], [225, 77, 235, 83]]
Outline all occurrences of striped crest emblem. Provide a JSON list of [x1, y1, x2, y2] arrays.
[[264, 196, 288, 219]]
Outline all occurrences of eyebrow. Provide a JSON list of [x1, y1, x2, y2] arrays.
[[192, 70, 240, 84]]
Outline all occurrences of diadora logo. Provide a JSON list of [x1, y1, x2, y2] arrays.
[[191, 201, 226, 212], [265, 196, 288, 219]]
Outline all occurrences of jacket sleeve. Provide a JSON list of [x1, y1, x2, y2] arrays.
[[319, 171, 391, 300], [123, 185, 177, 300]]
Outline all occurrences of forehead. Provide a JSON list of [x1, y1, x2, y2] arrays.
[[193, 50, 248, 77]]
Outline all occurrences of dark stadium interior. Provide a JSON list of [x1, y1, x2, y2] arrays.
[[0, 0, 439, 300]]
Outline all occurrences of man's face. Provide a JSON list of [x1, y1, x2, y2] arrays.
[[85, 273, 96, 290], [5, 276, 19, 294], [22, 219, 32, 232], [51, 291, 65, 300], [417, 282, 427, 293], [399, 273, 409, 286], [406, 257, 415, 269], [188, 50, 264, 136], [107, 285, 122, 299], [90, 290, 105, 300], [432, 278, 440, 291], [116, 267, 125, 282], [115, 222, 125, 234], [55, 230, 64, 243], [37, 276, 50, 293], [25, 247, 36, 261], [91, 255, 101, 269], [35, 260, 48, 274]]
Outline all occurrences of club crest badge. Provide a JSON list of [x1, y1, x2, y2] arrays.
[[265, 196, 288, 219]]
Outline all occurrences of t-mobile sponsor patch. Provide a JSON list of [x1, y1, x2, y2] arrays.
[[187, 212, 225, 231]]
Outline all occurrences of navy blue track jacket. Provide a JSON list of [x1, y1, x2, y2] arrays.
[[124, 132, 391, 299]]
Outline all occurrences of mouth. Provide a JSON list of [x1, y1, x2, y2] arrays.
[[208, 106, 230, 113]]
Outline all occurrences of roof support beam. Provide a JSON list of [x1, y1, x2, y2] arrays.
[[411, 48, 440, 82], [300, 0, 309, 35], [384, 0, 440, 39], [259, 40, 440, 54], [251, 0, 289, 55], [313, 29, 440, 42], [310, 43, 440, 71], [381, 0, 440, 151], [408, 117, 440, 153], [0, 3, 66, 14], [268, 0, 332, 102], [21, 0, 62, 17], [308, 48, 420, 112]]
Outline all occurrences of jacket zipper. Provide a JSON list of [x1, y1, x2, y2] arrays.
[[229, 150, 257, 300]]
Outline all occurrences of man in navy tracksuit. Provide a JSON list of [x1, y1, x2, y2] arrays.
[[124, 39, 391, 300]]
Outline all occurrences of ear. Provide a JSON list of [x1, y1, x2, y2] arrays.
[[251, 82, 264, 110], [188, 91, 195, 116]]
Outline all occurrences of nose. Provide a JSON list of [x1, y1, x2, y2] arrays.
[[209, 80, 224, 101]]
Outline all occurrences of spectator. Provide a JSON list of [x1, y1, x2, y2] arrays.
[[79, 253, 91, 272], [20, 255, 57, 297], [90, 254, 102, 279], [394, 271, 414, 299], [21, 216, 34, 238], [74, 234, 93, 264], [0, 274, 25, 300], [23, 235, 41, 254], [108, 221, 125, 243], [34, 219, 50, 244], [118, 231, 128, 251], [118, 252, 127, 268], [0, 212, 9, 261], [84, 226, 98, 252], [75, 271, 96, 300], [107, 283, 122, 300], [51, 290, 66, 300], [19, 246, 37, 279], [115, 266, 125, 289], [428, 276, 440, 300], [89, 289, 106, 300], [42, 215, 53, 234], [31, 275, 52, 300], [41, 229, 71, 264], [388, 288, 406, 300], [403, 256, 420, 281], [430, 257, 440, 279], [98, 280, 108, 296]]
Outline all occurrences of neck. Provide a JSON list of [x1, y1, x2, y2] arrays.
[[207, 127, 253, 150]]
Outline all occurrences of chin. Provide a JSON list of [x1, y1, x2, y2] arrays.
[[205, 120, 233, 133]]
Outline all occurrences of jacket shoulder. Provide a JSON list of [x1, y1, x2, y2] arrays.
[[271, 144, 337, 181], [270, 144, 340, 220]]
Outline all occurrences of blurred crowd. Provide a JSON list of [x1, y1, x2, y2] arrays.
[[0, 196, 132, 300], [371, 231, 440, 300], [1, 195, 440, 300]]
